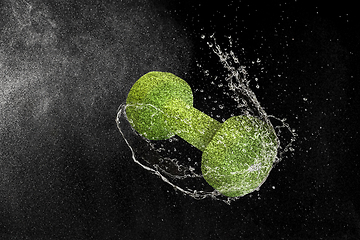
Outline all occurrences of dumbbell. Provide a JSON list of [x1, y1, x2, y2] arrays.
[[126, 71, 278, 197]]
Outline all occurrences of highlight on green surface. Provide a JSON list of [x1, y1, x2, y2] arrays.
[[125, 71, 278, 197]]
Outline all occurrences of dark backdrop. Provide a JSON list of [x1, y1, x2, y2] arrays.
[[1, 0, 359, 239]]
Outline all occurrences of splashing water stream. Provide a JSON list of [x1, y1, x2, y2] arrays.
[[116, 35, 296, 204]]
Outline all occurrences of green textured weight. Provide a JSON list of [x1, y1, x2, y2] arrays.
[[125, 71, 278, 197], [201, 115, 278, 197], [126, 71, 194, 140]]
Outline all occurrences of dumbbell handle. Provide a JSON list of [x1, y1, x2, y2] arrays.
[[163, 98, 222, 151]]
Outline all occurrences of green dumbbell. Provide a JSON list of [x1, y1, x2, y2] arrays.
[[126, 71, 278, 197]]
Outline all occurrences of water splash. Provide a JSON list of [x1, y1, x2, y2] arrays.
[[116, 34, 296, 204]]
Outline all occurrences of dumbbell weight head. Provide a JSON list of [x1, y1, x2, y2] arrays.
[[201, 115, 278, 197], [126, 71, 193, 140]]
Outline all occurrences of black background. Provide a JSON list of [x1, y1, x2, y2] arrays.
[[1, 0, 359, 239]]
